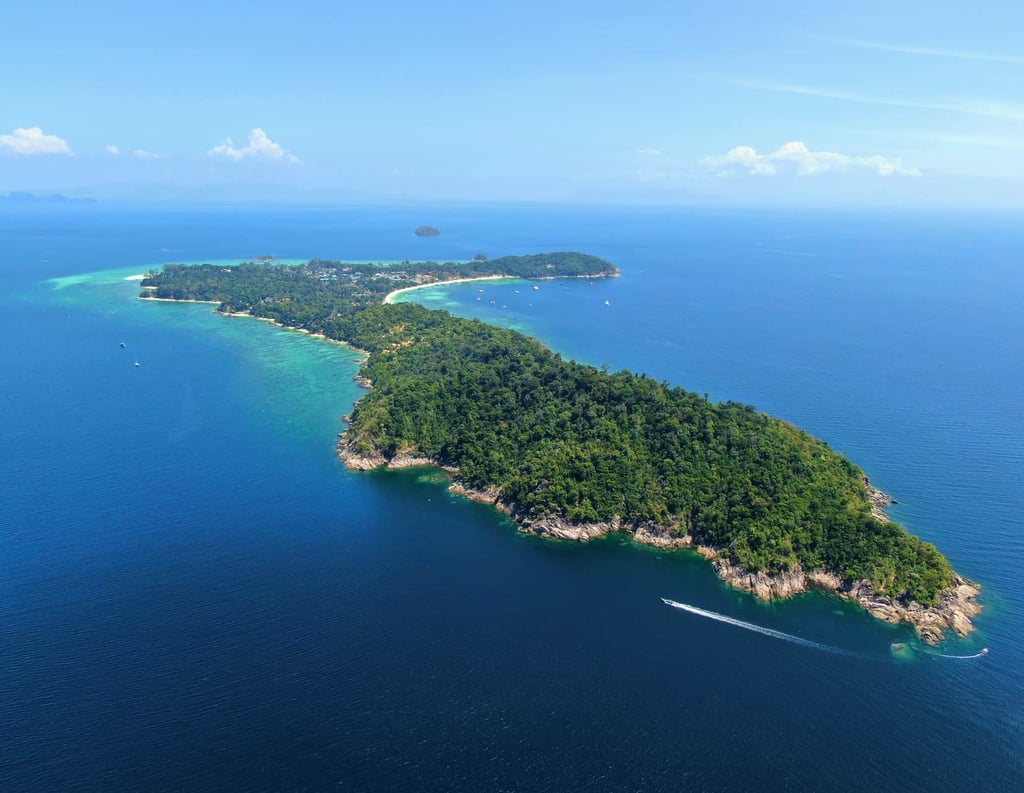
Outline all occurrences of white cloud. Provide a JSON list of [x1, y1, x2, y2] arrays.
[[636, 147, 664, 157], [208, 128, 299, 163], [132, 149, 159, 160], [0, 127, 73, 156], [703, 141, 919, 177], [707, 145, 778, 175], [105, 145, 121, 155]]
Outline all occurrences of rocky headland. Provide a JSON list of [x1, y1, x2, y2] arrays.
[[704, 553, 981, 645], [337, 435, 981, 645]]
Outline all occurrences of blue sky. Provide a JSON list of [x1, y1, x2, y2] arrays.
[[2, 0, 1022, 206]]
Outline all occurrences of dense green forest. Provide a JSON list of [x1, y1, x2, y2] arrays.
[[142, 257, 954, 606], [142, 252, 615, 317]]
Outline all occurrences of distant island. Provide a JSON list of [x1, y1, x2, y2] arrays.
[[414, 225, 440, 236], [1, 191, 96, 204], [139, 253, 980, 644]]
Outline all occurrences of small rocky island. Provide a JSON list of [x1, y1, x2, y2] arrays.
[[140, 253, 981, 645], [414, 225, 440, 237]]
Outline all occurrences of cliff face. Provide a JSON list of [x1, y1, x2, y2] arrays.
[[336, 435, 981, 646]]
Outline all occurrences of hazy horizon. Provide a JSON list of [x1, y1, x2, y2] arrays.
[[3, 1, 1023, 208]]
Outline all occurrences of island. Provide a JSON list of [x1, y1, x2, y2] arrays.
[[140, 253, 981, 644], [1, 191, 97, 204], [414, 225, 440, 237]]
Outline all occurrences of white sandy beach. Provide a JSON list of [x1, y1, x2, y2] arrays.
[[383, 275, 515, 304], [141, 295, 222, 304]]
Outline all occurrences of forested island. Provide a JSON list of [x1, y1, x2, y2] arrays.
[[414, 226, 440, 236], [140, 254, 981, 644]]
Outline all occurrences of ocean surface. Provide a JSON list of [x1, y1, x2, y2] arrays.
[[1, 204, 1022, 791]]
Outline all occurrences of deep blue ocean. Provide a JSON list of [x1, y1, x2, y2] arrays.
[[2, 204, 1022, 791]]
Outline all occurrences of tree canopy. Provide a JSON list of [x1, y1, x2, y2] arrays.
[[142, 256, 954, 606]]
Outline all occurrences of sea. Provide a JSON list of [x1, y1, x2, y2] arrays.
[[1, 203, 1022, 791]]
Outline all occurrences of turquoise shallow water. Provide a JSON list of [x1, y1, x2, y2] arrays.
[[1, 205, 1022, 790]]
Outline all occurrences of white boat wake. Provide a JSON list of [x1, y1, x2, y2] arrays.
[[921, 647, 989, 660], [661, 598, 853, 656], [662, 598, 990, 661]]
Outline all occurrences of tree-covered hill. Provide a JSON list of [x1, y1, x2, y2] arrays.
[[340, 302, 953, 606], [142, 252, 616, 319], [141, 256, 957, 608]]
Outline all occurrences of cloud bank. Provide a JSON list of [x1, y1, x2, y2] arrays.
[[208, 128, 298, 163], [0, 127, 73, 156], [703, 141, 919, 177]]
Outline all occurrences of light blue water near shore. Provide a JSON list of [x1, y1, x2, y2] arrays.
[[1, 204, 1022, 791]]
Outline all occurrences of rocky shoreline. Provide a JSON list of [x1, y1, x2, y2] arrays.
[[704, 554, 980, 645], [864, 476, 895, 522], [337, 437, 981, 645]]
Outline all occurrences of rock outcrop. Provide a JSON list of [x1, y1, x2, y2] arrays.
[[385, 454, 436, 469], [710, 556, 808, 601], [864, 476, 893, 522], [844, 573, 982, 644], [448, 482, 503, 506], [520, 515, 617, 542], [335, 439, 439, 472], [632, 523, 694, 549], [695, 547, 982, 645], [337, 444, 386, 470]]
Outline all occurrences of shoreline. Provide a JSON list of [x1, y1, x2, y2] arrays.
[[336, 438, 981, 645], [140, 295, 222, 304], [382, 270, 619, 304], [383, 275, 514, 304], [138, 295, 369, 355], [139, 272, 976, 646], [219, 309, 369, 354]]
